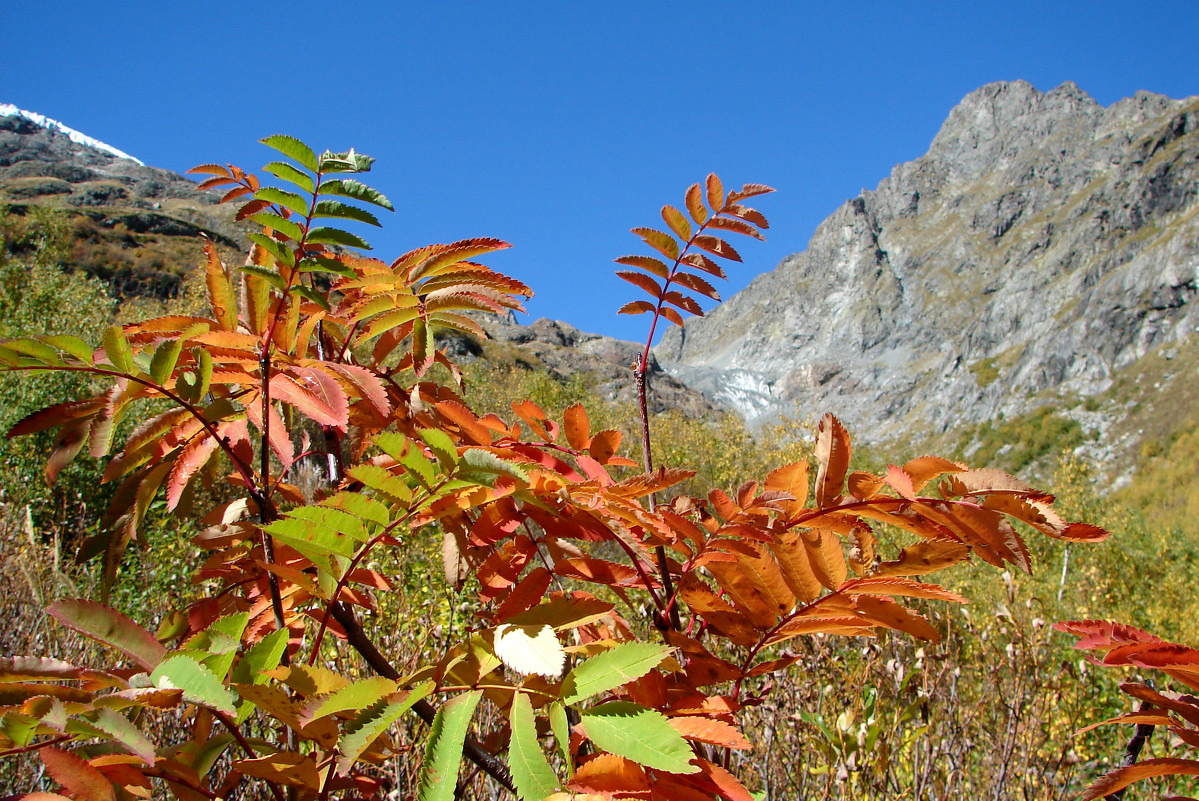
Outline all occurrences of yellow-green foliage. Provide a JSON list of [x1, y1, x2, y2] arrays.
[[957, 405, 1089, 474]]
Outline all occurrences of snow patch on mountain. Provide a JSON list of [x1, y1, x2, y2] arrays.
[[0, 104, 144, 165]]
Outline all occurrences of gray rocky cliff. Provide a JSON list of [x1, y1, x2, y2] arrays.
[[655, 81, 1199, 444]]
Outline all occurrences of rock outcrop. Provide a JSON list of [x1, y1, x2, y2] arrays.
[[655, 81, 1199, 444]]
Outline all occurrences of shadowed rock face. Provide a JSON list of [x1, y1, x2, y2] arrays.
[[654, 81, 1199, 441]]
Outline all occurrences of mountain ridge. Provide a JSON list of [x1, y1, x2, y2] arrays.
[[654, 80, 1199, 474]]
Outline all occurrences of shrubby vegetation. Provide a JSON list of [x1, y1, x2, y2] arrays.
[[0, 141, 1194, 801]]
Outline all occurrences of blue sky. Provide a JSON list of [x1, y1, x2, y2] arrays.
[[5, 2, 1198, 343]]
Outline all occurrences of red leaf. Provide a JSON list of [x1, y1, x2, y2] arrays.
[[660, 307, 686, 326], [681, 252, 726, 279], [706, 216, 765, 240], [165, 432, 219, 511], [672, 271, 721, 301], [1079, 758, 1199, 801], [662, 291, 703, 316], [40, 748, 116, 801], [588, 429, 621, 465]]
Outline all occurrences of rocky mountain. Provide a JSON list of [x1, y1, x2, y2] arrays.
[[0, 104, 244, 296], [655, 80, 1199, 471]]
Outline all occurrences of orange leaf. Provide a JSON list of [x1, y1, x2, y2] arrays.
[[672, 271, 721, 301], [633, 227, 679, 261], [617, 270, 664, 300], [562, 403, 590, 451], [684, 183, 709, 225], [203, 240, 238, 331], [661, 204, 692, 241], [814, 413, 851, 507], [874, 539, 971, 577], [619, 300, 656, 316], [853, 595, 940, 642], [1079, 758, 1199, 801], [615, 254, 670, 279], [570, 753, 650, 795], [660, 307, 686, 326], [764, 461, 808, 517], [694, 758, 755, 801], [165, 432, 219, 511], [838, 576, 966, 603], [588, 430, 621, 465], [692, 234, 742, 262], [902, 456, 964, 492], [706, 216, 765, 240], [705, 174, 725, 212], [680, 252, 726, 279], [669, 717, 752, 750], [662, 291, 703, 315]]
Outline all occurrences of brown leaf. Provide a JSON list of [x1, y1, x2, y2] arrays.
[[692, 235, 742, 262]]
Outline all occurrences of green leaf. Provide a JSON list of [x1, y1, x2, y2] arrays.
[[249, 211, 304, 243], [263, 160, 315, 193], [306, 226, 371, 251], [399, 444, 438, 491], [579, 701, 697, 774], [46, 600, 165, 670], [261, 134, 319, 173], [293, 283, 333, 311], [231, 629, 288, 687], [92, 707, 156, 765], [561, 643, 671, 706], [240, 262, 286, 289], [319, 149, 375, 174], [265, 516, 357, 560], [418, 427, 460, 472], [2, 338, 60, 365], [320, 178, 394, 211], [337, 682, 434, 775], [255, 186, 309, 216], [151, 655, 237, 716], [312, 199, 381, 227], [461, 449, 529, 483], [247, 233, 296, 269], [304, 676, 397, 724], [548, 702, 572, 778], [149, 338, 183, 386], [44, 335, 94, 365], [417, 690, 483, 801], [509, 692, 561, 801], [102, 326, 133, 373], [297, 255, 357, 278], [321, 492, 391, 527]]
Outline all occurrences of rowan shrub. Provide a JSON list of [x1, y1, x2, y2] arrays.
[[0, 138, 1119, 801]]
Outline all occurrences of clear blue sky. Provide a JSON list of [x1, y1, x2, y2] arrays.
[[5, 2, 1198, 343]]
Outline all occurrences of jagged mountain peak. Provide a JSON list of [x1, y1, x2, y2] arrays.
[[655, 80, 1199, 473]]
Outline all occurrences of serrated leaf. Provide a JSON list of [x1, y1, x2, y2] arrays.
[[149, 338, 183, 386], [46, 600, 165, 670], [43, 335, 94, 365], [40, 747, 115, 801], [263, 160, 315, 193], [580, 701, 698, 774], [685, 183, 709, 225], [418, 427, 460, 471], [313, 199, 382, 227], [150, 655, 236, 715], [230, 628, 289, 687], [417, 690, 483, 801], [306, 676, 398, 725], [548, 702, 572, 778], [247, 232, 295, 270], [319, 178, 395, 211], [255, 186, 309, 216], [509, 692, 561, 801], [102, 326, 133, 373], [461, 449, 529, 482], [91, 707, 156, 764], [494, 624, 565, 678], [705, 173, 725, 211], [261, 134, 319, 172], [249, 211, 304, 242], [632, 227, 679, 261], [307, 226, 371, 251], [661, 204, 692, 241], [562, 643, 670, 705]]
